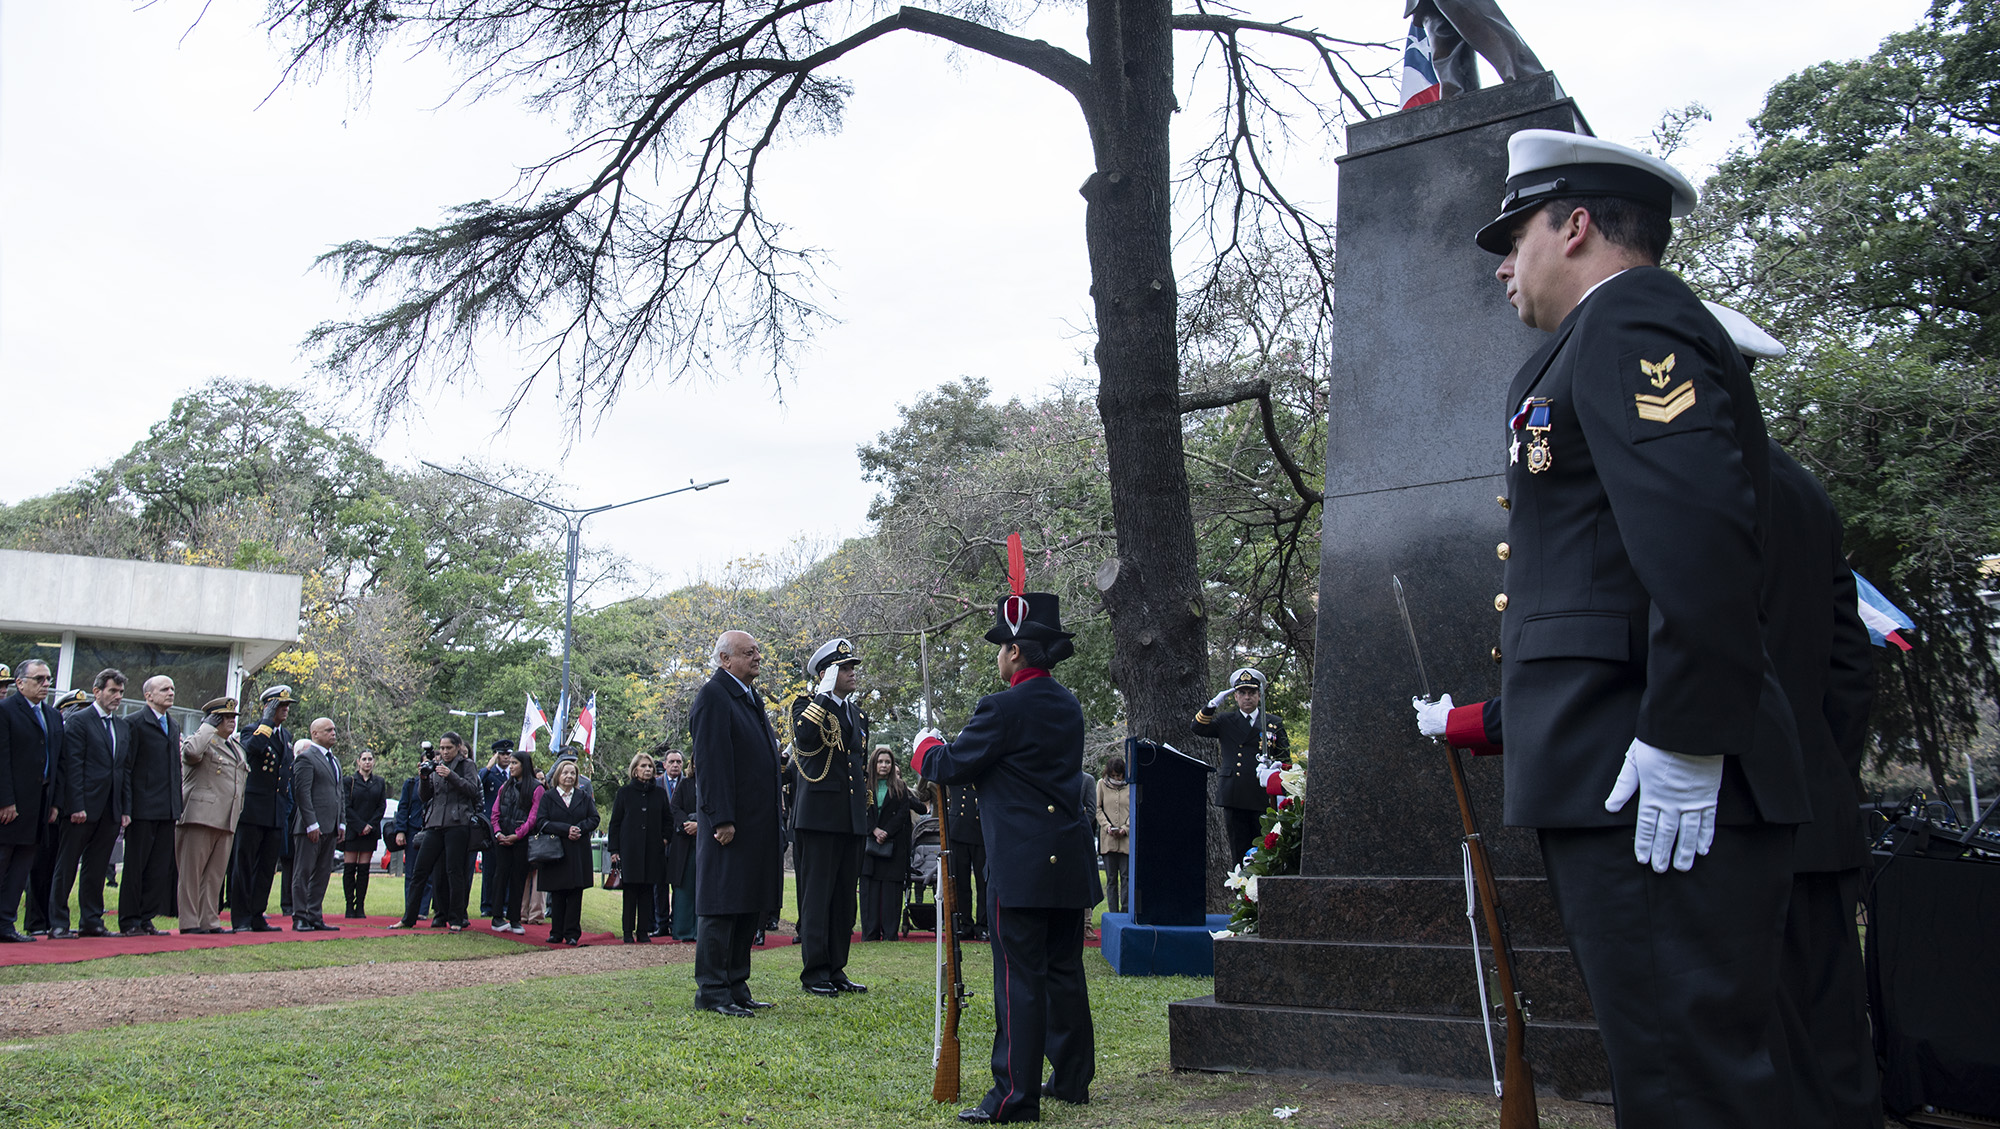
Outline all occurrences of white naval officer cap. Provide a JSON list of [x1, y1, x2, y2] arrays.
[[1230, 667, 1265, 692], [1700, 300, 1787, 360], [808, 637, 862, 677], [1475, 129, 1699, 254]]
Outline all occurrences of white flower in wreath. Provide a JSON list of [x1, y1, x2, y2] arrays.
[[1210, 928, 1237, 940], [1279, 765, 1306, 797], [1244, 876, 1260, 903], [1224, 868, 1250, 892]]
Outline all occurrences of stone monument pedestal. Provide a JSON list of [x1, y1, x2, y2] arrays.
[[1168, 74, 1611, 1101]]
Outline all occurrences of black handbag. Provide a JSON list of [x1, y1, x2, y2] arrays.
[[602, 866, 623, 890], [526, 833, 564, 867], [864, 835, 895, 859]]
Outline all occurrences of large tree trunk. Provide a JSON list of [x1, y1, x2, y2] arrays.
[[1082, 0, 1210, 790]]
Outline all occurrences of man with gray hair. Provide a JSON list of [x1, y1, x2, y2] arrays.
[[117, 675, 182, 936], [289, 718, 344, 931], [688, 630, 785, 1016], [0, 660, 58, 942]]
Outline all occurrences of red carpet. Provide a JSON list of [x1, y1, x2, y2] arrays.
[[0, 917, 620, 966]]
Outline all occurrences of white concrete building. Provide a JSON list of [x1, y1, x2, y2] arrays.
[[0, 549, 303, 723]]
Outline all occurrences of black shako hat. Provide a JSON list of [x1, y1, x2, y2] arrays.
[[983, 533, 1075, 664], [1474, 129, 1697, 254]]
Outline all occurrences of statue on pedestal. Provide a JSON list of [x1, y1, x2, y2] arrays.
[[1399, 0, 1546, 109]]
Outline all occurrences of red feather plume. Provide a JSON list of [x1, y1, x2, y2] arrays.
[[1006, 533, 1026, 597]]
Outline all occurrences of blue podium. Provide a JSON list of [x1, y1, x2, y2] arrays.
[[1103, 739, 1219, 975]]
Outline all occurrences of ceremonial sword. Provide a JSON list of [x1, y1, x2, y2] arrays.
[[1392, 575, 1541, 1128]]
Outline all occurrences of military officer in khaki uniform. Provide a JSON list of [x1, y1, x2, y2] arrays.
[[1191, 667, 1289, 863]]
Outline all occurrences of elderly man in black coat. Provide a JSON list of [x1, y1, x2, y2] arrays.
[[118, 675, 183, 936], [688, 629, 785, 1017], [0, 661, 59, 943], [914, 581, 1097, 1124]]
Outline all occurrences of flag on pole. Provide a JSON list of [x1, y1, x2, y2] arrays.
[[1853, 571, 1915, 651], [576, 693, 597, 756], [1398, 18, 1442, 109], [521, 693, 550, 752]]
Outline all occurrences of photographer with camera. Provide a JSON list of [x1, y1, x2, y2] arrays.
[[386, 732, 480, 931]]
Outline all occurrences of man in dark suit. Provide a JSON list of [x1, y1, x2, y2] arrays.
[[231, 685, 296, 931], [787, 637, 871, 996], [1413, 131, 1811, 1127], [50, 668, 133, 938], [688, 629, 785, 1017], [1190, 666, 1290, 863], [914, 585, 1097, 1123], [946, 780, 987, 941], [0, 661, 57, 943], [117, 674, 183, 936], [663, 750, 698, 942], [290, 717, 344, 931]]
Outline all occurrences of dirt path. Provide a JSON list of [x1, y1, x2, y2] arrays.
[[0, 942, 698, 1039]]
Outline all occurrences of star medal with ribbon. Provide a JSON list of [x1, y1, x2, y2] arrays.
[[1510, 397, 1555, 474]]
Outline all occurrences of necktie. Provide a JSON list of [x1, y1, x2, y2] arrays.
[[104, 716, 116, 757], [158, 712, 170, 737], [34, 706, 49, 779]]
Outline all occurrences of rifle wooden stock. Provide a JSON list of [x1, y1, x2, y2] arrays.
[[932, 782, 964, 1103], [1442, 743, 1539, 1128]]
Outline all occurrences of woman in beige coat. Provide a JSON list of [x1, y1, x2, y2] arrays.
[[1096, 754, 1131, 915], [176, 698, 249, 934]]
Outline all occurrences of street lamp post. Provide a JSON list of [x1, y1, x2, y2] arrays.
[[448, 708, 506, 752], [421, 461, 728, 750]]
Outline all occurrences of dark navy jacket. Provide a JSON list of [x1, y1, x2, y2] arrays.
[[787, 694, 869, 835], [687, 669, 784, 916], [1190, 707, 1289, 810], [915, 672, 1094, 910], [1493, 267, 1808, 829], [0, 693, 62, 848]]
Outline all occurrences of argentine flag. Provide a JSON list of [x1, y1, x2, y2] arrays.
[[1853, 571, 1915, 651], [1399, 19, 1441, 109]]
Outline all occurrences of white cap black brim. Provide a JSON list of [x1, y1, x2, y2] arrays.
[[1700, 300, 1787, 359], [1476, 129, 1698, 254]]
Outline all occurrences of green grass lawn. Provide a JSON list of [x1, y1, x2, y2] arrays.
[[0, 933, 532, 985], [0, 940, 1319, 1129]]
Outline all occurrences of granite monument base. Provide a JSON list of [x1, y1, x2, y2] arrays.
[[1100, 912, 1231, 976], [1169, 74, 1613, 1102]]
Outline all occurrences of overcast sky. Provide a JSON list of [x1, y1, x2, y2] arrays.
[[0, 0, 1928, 600]]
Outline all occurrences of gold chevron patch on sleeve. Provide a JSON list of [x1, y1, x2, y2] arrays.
[[1634, 380, 1696, 423]]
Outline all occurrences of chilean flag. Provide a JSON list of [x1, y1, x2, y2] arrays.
[[1399, 18, 1441, 109], [1854, 571, 1916, 651], [575, 693, 598, 756]]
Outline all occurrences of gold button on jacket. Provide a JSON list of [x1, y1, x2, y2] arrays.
[[1494, 593, 1509, 611]]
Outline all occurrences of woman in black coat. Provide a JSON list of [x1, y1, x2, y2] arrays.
[[607, 751, 670, 944], [488, 752, 542, 934], [535, 759, 600, 946], [338, 750, 388, 918], [860, 747, 926, 941]]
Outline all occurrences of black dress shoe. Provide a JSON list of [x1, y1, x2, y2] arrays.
[[292, 920, 317, 932], [246, 920, 276, 933], [703, 1003, 756, 1018], [316, 922, 341, 931], [78, 924, 110, 938], [741, 999, 776, 1010], [180, 928, 209, 935], [957, 1110, 994, 1123], [1040, 1083, 1088, 1105], [803, 983, 840, 996], [833, 978, 869, 993], [47, 927, 75, 940], [0, 930, 35, 943]]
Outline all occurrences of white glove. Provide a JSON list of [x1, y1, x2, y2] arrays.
[[1207, 689, 1232, 710], [1412, 694, 1453, 738], [815, 664, 840, 694], [911, 727, 944, 755], [1603, 737, 1723, 873]]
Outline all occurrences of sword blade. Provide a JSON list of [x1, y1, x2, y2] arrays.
[[1391, 575, 1435, 702]]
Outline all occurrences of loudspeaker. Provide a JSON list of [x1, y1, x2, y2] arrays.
[[1129, 738, 1214, 926]]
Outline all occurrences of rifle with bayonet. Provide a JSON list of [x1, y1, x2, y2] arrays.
[[924, 630, 966, 1103], [1393, 575, 1540, 1129]]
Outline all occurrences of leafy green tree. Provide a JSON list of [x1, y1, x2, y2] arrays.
[[1671, 0, 2000, 790]]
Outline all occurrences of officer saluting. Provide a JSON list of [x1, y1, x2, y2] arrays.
[[1414, 130, 1810, 1128], [913, 570, 1096, 1124], [231, 685, 297, 932], [788, 637, 871, 996], [1191, 667, 1289, 863]]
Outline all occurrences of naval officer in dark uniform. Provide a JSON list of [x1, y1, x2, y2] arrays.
[[787, 637, 870, 996], [1708, 303, 1883, 1128], [914, 588, 1096, 1124], [231, 685, 297, 931], [1415, 130, 1811, 1128], [1190, 667, 1289, 863]]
